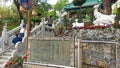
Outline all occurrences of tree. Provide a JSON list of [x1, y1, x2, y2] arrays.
[[31, 0, 52, 22], [52, 0, 68, 19], [33, 0, 52, 16], [54, 0, 68, 11], [13, 0, 23, 20], [102, 0, 117, 14], [13, 0, 51, 22], [73, 0, 86, 6]]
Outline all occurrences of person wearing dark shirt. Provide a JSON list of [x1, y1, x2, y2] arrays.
[[48, 16, 53, 32], [48, 16, 53, 27], [12, 32, 22, 45]]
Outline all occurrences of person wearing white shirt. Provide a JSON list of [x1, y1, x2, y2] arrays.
[[19, 24, 26, 38]]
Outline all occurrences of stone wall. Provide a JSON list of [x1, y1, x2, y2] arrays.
[[81, 40, 118, 68], [75, 27, 120, 41]]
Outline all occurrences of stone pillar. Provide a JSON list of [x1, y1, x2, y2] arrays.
[[41, 18, 45, 37], [20, 19, 24, 29], [1, 25, 8, 51]]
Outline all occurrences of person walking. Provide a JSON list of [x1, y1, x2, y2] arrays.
[[12, 32, 22, 45]]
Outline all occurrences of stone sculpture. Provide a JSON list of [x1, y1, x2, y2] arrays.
[[93, 4, 116, 26], [72, 19, 84, 28]]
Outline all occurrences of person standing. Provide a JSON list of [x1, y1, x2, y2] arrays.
[[34, 22, 39, 28], [19, 24, 26, 38], [48, 16, 53, 31]]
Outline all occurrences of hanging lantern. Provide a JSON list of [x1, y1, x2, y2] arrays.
[[20, 6, 27, 11], [32, 10, 37, 16]]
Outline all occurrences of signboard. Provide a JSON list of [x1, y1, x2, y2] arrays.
[[20, 0, 34, 10], [28, 37, 74, 66]]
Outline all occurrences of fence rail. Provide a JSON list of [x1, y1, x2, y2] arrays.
[[24, 62, 75, 68]]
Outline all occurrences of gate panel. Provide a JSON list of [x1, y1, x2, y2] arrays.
[[28, 37, 74, 67]]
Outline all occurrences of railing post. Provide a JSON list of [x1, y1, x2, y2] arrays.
[[41, 22, 45, 37], [1, 25, 8, 51], [41, 18, 45, 37], [20, 19, 24, 29]]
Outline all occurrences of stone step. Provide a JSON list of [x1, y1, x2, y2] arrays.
[[0, 59, 8, 64], [4, 51, 12, 55], [7, 49, 15, 52], [3, 52, 12, 56], [0, 55, 11, 60], [11, 46, 15, 49], [4, 52, 11, 56], [8, 49, 15, 51], [0, 64, 4, 68]]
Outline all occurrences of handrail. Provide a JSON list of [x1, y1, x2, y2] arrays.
[[8, 26, 21, 36], [30, 22, 43, 33], [45, 25, 54, 29], [0, 25, 21, 52], [81, 40, 119, 44], [30, 21, 60, 36], [24, 62, 75, 68]]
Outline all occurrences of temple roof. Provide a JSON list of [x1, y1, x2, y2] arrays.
[[64, 0, 102, 11]]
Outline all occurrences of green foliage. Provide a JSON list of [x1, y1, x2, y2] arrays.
[[7, 22, 19, 30], [48, 10, 58, 20], [54, 0, 68, 11], [112, 3, 118, 14], [0, 5, 19, 23], [115, 7, 120, 24], [33, 1, 52, 17], [0, 5, 20, 30], [54, 24, 66, 36], [10, 55, 23, 65], [69, 8, 94, 23], [73, 0, 86, 6], [55, 24, 66, 31], [31, 16, 41, 22], [63, 15, 69, 26]]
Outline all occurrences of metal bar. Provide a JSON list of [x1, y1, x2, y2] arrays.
[[81, 40, 118, 44]]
